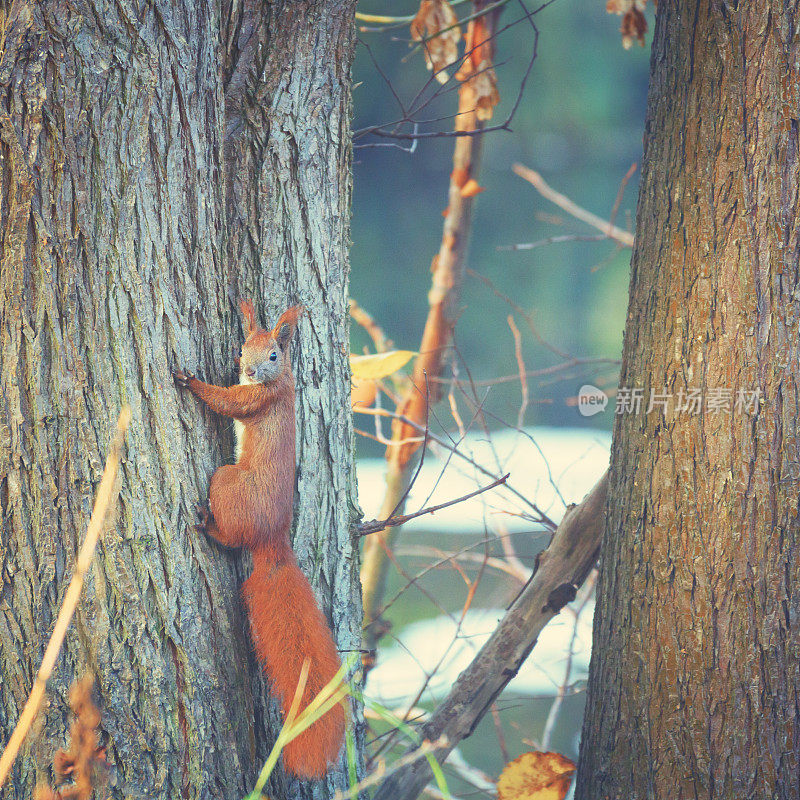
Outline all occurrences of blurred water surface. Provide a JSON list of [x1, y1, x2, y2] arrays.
[[358, 426, 610, 786]]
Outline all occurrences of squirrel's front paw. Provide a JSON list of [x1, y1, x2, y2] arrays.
[[173, 368, 195, 388]]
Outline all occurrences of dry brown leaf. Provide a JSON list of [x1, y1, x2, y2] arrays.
[[621, 7, 647, 48], [460, 178, 485, 198], [411, 0, 461, 84], [37, 676, 108, 800], [350, 350, 416, 381], [606, 0, 649, 48], [497, 751, 576, 800]]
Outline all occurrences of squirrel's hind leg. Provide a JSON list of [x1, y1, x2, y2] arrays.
[[206, 465, 255, 548], [194, 503, 236, 550]]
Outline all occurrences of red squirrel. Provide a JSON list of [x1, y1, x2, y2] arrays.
[[174, 301, 344, 779]]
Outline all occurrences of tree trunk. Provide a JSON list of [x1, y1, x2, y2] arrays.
[[576, 3, 800, 799], [0, 2, 360, 799]]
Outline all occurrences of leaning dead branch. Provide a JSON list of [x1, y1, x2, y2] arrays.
[[370, 472, 608, 800]]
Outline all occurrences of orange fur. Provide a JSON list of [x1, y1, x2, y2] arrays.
[[244, 546, 345, 777], [175, 302, 344, 779], [240, 299, 258, 337]]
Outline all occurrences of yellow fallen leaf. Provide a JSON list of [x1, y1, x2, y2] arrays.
[[350, 350, 416, 381], [496, 751, 576, 800]]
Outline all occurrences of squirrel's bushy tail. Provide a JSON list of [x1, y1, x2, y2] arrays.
[[242, 546, 345, 779]]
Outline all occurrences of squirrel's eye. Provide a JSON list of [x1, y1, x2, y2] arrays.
[[269, 351, 277, 362]]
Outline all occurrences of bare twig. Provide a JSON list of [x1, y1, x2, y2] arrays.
[[355, 427, 426, 448], [355, 0, 473, 30], [407, 0, 508, 55], [446, 391, 567, 509], [496, 519, 531, 583], [354, 406, 555, 527], [440, 747, 497, 795], [371, 473, 609, 800], [608, 161, 637, 230], [497, 233, 607, 251], [355, 1, 549, 143], [375, 542, 459, 628], [418, 383, 489, 512], [0, 408, 131, 789], [490, 703, 510, 764], [349, 298, 394, 353], [428, 356, 621, 387], [513, 163, 635, 247], [396, 543, 528, 583], [507, 315, 529, 430], [467, 266, 572, 360], [379, 531, 536, 621], [451, 342, 508, 488], [359, 36, 408, 117], [387, 373, 432, 523], [358, 474, 510, 536]]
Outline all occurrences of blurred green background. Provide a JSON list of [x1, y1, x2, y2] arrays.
[[350, 0, 651, 453]]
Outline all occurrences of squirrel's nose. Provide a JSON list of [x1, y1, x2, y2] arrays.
[[245, 368, 255, 377]]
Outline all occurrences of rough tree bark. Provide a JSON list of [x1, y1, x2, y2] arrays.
[[576, 2, 800, 799], [0, 2, 360, 800]]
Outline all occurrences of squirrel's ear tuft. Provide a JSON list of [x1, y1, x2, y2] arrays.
[[240, 299, 258, 337], [273, 305, 304, 350]]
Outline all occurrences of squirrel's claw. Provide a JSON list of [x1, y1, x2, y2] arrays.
[[193, 503, 211, 534], [173, 368, 195, 388]]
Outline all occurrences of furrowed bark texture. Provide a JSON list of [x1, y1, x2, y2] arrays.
[[576, 3, 800, 799], [0, 2, 360, 799]]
